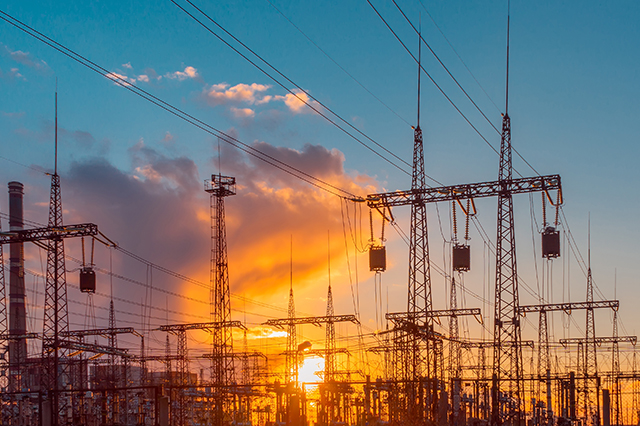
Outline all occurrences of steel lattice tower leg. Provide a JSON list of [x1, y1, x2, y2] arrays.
[[285, 283, 297, 426], [108, 299, 119, 423], [538, 310, 550, 397], [0, 215, 9, 423], [491, 113, 524, 426], [177, 330, 187, 426], [286, 284, 297, 385], [449, 276, 462, 426], [324, 284, 337, 425], [42, 173, 71, 426], [585, 264, 599, 426], [407, 124, 432, 425], [206, 175, 236, 426], [612, 310, 620, 426]]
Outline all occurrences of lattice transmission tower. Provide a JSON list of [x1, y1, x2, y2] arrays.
[[205, 174, 237, 426], [490, 7, 526, 424], [42, 94, 71, 426]]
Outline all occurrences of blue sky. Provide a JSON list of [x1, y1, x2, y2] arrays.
[[1, 1, 639, 371]]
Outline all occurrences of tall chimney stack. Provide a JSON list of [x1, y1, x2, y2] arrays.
[[8, 181, 27, 391]]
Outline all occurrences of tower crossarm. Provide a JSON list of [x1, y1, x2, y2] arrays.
[[303, 348, 350, 357], [0, 223, 114, 245], [58, 339, 129, 358], [226, 351, 267, 360], [559, 336, 637, 347], [518, 300, 618, 315], [366, 345, 393, 354], [264, 314, 359, 329], [366, 174, 561, 209], [140, 355, 182, 362], [0, 332, 39, 340], [460, 340, 534, 349], [386, 308, 481, 322], [158, 320, 246, 333], [60, 327, 142, 338]]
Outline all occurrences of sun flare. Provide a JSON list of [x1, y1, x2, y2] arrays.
[[298, 356, 324, 385]]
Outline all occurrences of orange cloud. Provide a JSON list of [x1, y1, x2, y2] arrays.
[[230, 107, 255, 118], [58, 139, 380, 356], [275, 90, 319, 114], [203, 83, 271, 106]]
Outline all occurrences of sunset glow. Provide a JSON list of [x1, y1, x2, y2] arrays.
[[298, 356, 325, 386], [1, 1, 639, 425]]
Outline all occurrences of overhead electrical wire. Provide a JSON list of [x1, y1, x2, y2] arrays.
[[369, 0, 543, 178], [366, 0, 499, 158], [264, 0, 413, 128], [0, 9, 357, 200], [416, 0, 502, 114], [171, 0, 424, 181], [2, 7, 628, 357], [391, 0, 499, 135], [0, 211, 311, 319]]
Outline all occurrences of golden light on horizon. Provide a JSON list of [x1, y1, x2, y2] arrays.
[[298, 355, 324, 386]]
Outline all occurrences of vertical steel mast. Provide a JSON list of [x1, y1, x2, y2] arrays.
[[491, 2, 524, 424], [42, 90, 71, 426], [584, 225, 599, 425], [405, 27, 433, 424], [205, 174, 236, 426]]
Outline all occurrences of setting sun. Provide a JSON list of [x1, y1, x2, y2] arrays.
[[298, 355, 324, 385]]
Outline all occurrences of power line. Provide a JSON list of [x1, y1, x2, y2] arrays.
[[0, 9, 357, 200], [366, 0, 500, 159], [391, 0, 500, 135], [416, 0, 502, 114], [264, 0, 413, 128], [173, 0, 421, 180], [368, 0, 543, 178], [0, 211, 309, 318]]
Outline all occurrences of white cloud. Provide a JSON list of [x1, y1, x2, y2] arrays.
[[165, 66, 199, 81], [2, 44, 49, 71], [122, 62, 133, 69], [10, 68, 25, 80], [104, 72, 136, 87], [137, 75, 150, 83], [230, 107, 255, 118], [202, 83, 271, 106]]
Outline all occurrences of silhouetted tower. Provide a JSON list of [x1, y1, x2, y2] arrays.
[[42, 92, 71, 426], [632, 352, 638, 425], [286, 281, 297, 385], [205, 174, 236, 426], [0, 210, 8, 397], [405, 35, 433, 424], [584, 239, 599, 425], [165, 334, 172, 387], [325, 284, 336, 382], [449, 277, 461, 379], [108, 299, 118, 377], [491, 6, 524, 425], [449, 276, 462, 426], [538, 309, 550, 391], [611, 309, 620, 426]]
